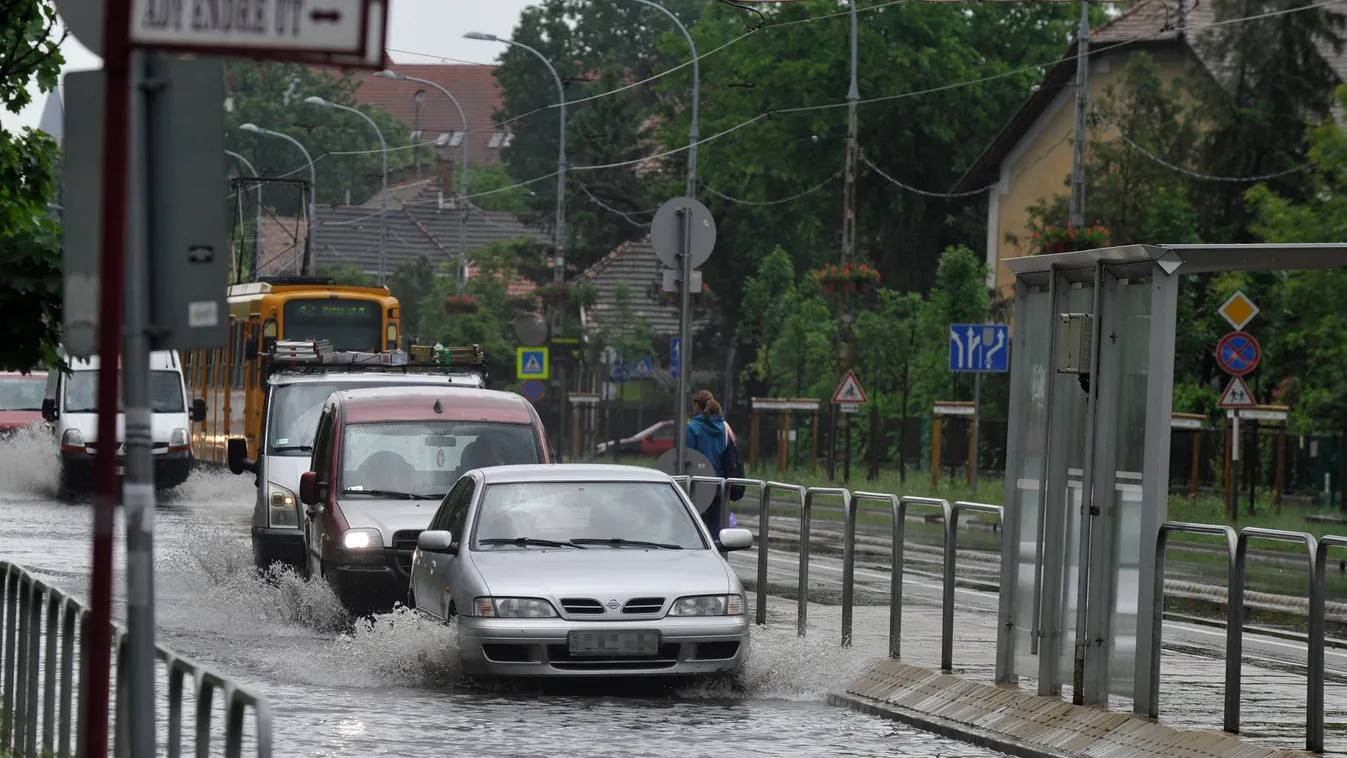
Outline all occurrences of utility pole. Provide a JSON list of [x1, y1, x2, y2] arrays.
[[830, 0, 860, 479], [1067, 0, 1090, 230]]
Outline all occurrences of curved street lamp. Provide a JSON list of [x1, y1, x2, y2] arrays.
[[304, 96, 389, 285], [375, 69, 471, 295], [239, 123, 318, 276], [224, 149, 264, 278], [464, 31, 566, 286]]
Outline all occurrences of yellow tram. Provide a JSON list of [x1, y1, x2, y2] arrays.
[[183, 279, 401, 465]]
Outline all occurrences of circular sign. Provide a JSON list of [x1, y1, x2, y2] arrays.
[[654, 448, 718, 513], [1216, 331, 1260, 377], [521, 379, 545, 403], [514, 312, 550, 347], [651, 197, 717, 271]]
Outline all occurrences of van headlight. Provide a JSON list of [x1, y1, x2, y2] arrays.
[[267, 483, 299, 528], [472, 597, 557, 618], [341, 528, 383, 550], [60, 429, 85, 450], [169, 428, 189, 448], [668, 594, 744, 616]]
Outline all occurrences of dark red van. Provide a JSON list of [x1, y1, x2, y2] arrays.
[[298, 386, 552, 614]]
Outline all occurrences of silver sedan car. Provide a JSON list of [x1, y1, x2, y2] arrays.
[[406, 464, 754, 679]]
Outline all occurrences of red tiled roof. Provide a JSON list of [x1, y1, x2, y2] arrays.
[[311, 63, 506, 165]]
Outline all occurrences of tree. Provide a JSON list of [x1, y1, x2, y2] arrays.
[[0, 0, 63, 372], [492, 0, 706, 274], [467, 164, 534, 215], [224, 61, 411, 218]]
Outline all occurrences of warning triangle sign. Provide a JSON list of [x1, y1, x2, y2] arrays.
[[1218, 376, 1256, 409], [832, 370, 868, 404], [524, 355, 543, 373]]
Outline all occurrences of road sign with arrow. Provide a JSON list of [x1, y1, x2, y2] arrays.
[[949, 323, 1010, 373]]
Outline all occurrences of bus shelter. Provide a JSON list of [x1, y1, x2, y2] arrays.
[[996, 243, 1347, 714]]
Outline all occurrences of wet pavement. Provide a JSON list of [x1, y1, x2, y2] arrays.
[[0, 428, 1009, 758]]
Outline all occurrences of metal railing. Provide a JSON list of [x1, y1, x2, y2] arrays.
[[0, 561, 272, 758], [1147, 522, 1339, 753], [764, 482, 806, 630], [803, 488, 850, 644], [948, 501, 1003, 671]]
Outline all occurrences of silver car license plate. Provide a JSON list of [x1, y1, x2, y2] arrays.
[[567, 630, 660, 656]]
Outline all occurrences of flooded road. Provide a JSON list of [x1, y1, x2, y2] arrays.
[[0, 428, 1009, 758]]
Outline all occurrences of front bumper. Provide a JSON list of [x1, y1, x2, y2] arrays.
[[323, 545, 414, 611], [59, 448, 193, 490], [250, 527, 305, 572], [456, 614, 750, 678]]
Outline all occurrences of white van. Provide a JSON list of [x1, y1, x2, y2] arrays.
[[229, 352, 488, 574], [42, 350, 206, 492]]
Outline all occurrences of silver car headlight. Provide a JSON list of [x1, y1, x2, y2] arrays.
[[472, 597, 557, 618], [668, 594, 744, 617], [267, 483, 299, 528], [341, 528, 383, 550]]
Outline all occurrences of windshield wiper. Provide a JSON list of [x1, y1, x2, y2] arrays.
[[340, 488, 439, 500], [570, 538, 683, 550], [270, 445, 313, 454], [479, 537, 586, 549]]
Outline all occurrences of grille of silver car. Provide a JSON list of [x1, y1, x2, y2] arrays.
[[560, 598, 605, 614], [392, 530, 422, 574], [621, 597, 665, 614]]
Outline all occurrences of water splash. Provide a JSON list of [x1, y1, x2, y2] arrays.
[[0, 424, 60, 500], [160, 464, 256, 505], [678, 625, 875, 701]]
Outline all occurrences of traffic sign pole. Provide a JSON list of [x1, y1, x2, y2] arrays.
[[86, 0, 134, 755], [674, 206, 693, 473]]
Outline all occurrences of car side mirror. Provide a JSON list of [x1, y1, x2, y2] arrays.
[[716, 528, 753, 552], [226, 437, 256, 475], [41, 398, 57, 422], [417, 530, 455, 553], [299, 471, 319, 506], [190, 398, 207, 422]]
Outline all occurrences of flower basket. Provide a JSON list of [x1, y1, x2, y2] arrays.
[[442, 295, 480, 315], [661, 281, 714, 306], [1035, 223, 1111, 255], [810, 263, 881, 293], [535, 283, 573, 305]]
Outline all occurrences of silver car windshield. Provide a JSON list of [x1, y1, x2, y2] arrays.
[[472, 482, 707, 551], [341, 421, 539, 498]]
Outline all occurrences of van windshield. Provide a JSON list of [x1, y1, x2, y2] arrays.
[[0, 376, 45, 411], [64, 371, 185, 413], [341, 421, 539, 498]]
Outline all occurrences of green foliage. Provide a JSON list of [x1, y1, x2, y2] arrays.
[[224, 61, 411, 218], [593, 282, 656, 373], [467, 164, 534, 215], [0, 0, 63, 372]]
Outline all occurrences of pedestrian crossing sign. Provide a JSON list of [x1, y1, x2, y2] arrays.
[[517, 347, 549, 380]]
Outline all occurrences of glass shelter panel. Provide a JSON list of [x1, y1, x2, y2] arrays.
[[1009, 287, 1052, 678], [1050, 283, 1095, 683], [1106, 277, 1153, 697]]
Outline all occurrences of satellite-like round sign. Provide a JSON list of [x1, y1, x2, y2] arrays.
[[654, 448, 719, 513], [514, 312, 550, 347], [650, 197, 717, 271]]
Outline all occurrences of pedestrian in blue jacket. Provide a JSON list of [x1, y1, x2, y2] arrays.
[[686, 389, 734, 538]]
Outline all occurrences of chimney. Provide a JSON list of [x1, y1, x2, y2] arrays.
[[435, 157, 458, 199]]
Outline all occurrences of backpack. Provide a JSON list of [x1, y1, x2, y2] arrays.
[[722, 428, 746, 502]]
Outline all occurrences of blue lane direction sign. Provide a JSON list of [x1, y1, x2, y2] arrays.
[[521, 379, 545, 403], [671, 338, 681, 380], [517, 347, 549, 380], [949, 324, 1010, 373], [1216, 331, 1259, 377], [631, 357, 654, 379]]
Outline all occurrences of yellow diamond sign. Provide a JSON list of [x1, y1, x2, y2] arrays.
[[1218, 290, 1259, 331]]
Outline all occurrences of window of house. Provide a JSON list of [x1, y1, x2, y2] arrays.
[[435, 132, 451, 146], [448, 131, 465, 147], [410, 129, 423, 139], [501, 132, 514, 148], [488, 131, 504, 149]]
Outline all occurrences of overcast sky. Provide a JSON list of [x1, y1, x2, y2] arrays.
[[0, 0, 536, 132]]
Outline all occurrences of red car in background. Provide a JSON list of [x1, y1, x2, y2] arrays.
[[595, 420, 676, 458], [0, 371, 47, 437]]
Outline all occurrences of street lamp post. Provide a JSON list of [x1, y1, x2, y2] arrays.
[[239, 123, 318, 276], [628, 0, 699, 196], [375, 69, 471, 295], [466, 31, 568, 459], [465, 32, 565, 285], [224, 149, 264, 278], [304, 96, 389, 285]]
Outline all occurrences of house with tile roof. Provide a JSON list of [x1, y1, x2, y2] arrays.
[[951, 0, 1347, 298], [313, 64, 510, 168]]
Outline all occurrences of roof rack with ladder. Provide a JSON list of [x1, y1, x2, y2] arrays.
[[263, 340, 489, 381]]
